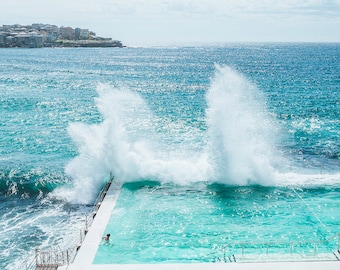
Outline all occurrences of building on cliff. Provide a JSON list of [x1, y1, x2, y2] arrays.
[[0, 23, 123, 48]]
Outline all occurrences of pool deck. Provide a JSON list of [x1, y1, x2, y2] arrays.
[[58, 181, 340, 270]]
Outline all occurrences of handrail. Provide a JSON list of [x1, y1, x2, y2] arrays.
[[222, 233, 339, 250], [219, 232, 340, 262]]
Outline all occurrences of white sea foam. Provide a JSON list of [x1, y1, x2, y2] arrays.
[[206, 65, 281, 185], [54, 84, 209, 203], [54, 67, 337, 204], [3, 202, 85, 270]]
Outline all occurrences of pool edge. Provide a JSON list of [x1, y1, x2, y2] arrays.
[[68, 180, 122, 267]]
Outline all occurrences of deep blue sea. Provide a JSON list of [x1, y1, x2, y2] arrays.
[[0, 44, 339, 268]]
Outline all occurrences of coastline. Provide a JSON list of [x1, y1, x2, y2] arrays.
[[49, 39, 124, 48], [0, 23, 124, 48]]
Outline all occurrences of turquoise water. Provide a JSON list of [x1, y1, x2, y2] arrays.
[[0, 44, 339, 268], [94, 183, 340, 263]]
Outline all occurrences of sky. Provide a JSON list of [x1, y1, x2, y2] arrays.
[[1, 0, 340, 46]]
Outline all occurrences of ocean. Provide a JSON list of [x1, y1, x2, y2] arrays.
[[0, 43, 339, 268]]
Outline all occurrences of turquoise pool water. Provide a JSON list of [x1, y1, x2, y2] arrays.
[[93, 181, 340, 263]]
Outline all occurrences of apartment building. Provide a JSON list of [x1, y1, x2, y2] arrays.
[[60, 26, 74, 40]]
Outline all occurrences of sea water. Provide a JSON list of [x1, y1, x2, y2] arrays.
[[0, 44, 339, 268]]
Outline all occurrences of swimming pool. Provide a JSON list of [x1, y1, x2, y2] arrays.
[[93, 181, 340, 264]]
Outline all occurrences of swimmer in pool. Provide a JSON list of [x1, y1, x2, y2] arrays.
[[102, 233, 110, 242]]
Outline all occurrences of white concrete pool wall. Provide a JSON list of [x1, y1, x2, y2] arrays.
[[59, 181, 340, 270]]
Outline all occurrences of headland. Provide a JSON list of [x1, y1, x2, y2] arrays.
[[0, 23, 124, 48]]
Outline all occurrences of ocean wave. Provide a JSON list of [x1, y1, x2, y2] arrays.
[[54, 66, 337, 204], [0, 167, 67, 198]]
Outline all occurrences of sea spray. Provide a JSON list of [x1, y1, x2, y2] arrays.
[[54, 84, 208, 204], [53, 85, 151, 203], [55, 66, 284, 203], [206, 65, 279, 185]]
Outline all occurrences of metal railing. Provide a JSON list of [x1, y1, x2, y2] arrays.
[[35, 247, 73, 268], [218, 233, 340, 263], [23, 175, 114, 270]]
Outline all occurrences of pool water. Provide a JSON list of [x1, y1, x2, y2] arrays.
[[93, 181, 340, 264]]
